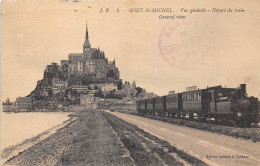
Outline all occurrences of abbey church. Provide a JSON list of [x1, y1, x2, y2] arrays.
[[60, 22, 120, 80], [31, 22, 121, 98], [2, 21, 157, 112]]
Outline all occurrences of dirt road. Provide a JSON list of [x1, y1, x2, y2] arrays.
[[109, 111, 260, 166]]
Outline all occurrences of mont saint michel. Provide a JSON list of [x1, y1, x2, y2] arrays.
[[2, 1, 259, 165], [2, 22, 155, 113]]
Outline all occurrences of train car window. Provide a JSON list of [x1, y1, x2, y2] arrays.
[[198, 93, 201, 101]]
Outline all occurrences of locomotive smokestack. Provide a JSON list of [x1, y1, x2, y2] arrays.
[[240, 84, 246, 94]]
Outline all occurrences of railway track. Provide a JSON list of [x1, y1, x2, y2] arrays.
[[138, 111, 259, 128], [117, 110, 260, 142]]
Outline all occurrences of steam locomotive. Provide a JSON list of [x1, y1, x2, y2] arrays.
[[136, 84, 259, 127]]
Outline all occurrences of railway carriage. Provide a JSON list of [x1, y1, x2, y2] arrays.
[[182, 90, 202, 119], [136, 99, 146, 114], [165, 93, 182, 117], [154, 96, 166, 116], [146, 98, 155, 115], [136, 84, 259, 127], [141, 99, 147, 114]]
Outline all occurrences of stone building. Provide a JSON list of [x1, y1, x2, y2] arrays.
[[122, 81, 138, 98], [16, 96, 33, 112], [61, 22, 120, 80], [80, 93, 99, 109], [52, 78, 68, 94], [12, 102, 19, 112], [2, 98, 12, 112], [101, 83, 117, 92]]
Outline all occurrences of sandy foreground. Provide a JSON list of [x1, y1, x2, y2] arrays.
[[1, 111, 134, 166], [2, 110, 208, 166]]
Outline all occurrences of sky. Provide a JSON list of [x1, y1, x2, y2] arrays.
[[1, 0, 260, 102]]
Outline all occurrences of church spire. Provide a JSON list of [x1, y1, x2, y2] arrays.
[[85, 20, 89, 39], [83, 20, 91, 52]]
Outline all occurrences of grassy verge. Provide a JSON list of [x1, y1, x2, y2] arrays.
[[104, 111, 208, 166], [119, 110, 260, 142]]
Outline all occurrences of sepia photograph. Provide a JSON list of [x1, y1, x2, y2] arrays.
[[1, 0, 260, 165]]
